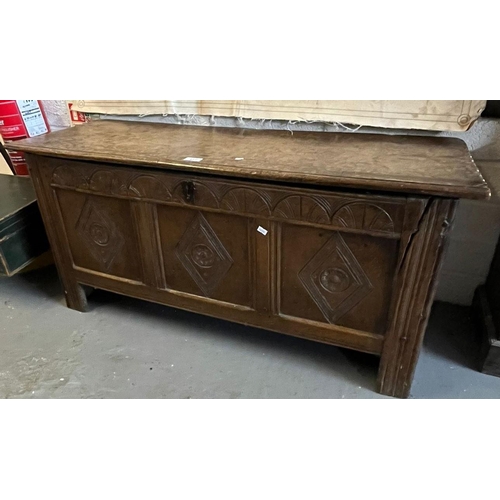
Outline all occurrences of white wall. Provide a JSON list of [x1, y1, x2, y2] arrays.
[[41, 100, 72, 131], [436, 121, 500, 304]]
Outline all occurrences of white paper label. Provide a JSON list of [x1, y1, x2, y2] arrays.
[[16, 100, 48, 137], [183, 157, 203, 162], [257, 226, 268, 236]]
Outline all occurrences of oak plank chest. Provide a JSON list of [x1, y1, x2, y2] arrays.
[[10, 120, 490, 397]]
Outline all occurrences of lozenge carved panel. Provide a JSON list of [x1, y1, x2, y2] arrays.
[[55, 189, 143, 282], [298, 232, 374, 324], [279, 224, 399, 335], [76, 198, 125, 270], [157, 206, 253, 308], [175, 212, 234, 297]]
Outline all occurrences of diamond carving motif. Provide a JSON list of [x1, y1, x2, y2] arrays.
[[299, 232, 373, 324], [76, 198, 125, 270], [176, 213, 233, 297]]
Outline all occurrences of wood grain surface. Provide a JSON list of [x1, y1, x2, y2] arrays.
[[10, 120, 490, 199]]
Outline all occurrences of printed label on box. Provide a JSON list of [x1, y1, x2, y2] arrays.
[[16, 100, 48, 137]]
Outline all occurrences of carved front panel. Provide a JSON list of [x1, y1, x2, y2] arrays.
[[157, 206, 253, 308], [279, 224, 399, 335], [175, 213, 234, 297], [76, 198, 125, 269], [298, 233, 374, 324], [47, 159, 412, 337], [55, 189, 142, 281]]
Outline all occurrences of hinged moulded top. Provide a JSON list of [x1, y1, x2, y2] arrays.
[[9, 119, 491, 200]]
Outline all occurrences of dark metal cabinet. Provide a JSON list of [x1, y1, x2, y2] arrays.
[[474, 238, 500, 376], [0, 174, 49, 276]]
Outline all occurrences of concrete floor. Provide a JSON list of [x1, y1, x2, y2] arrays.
[[1, 265, 500, 399]]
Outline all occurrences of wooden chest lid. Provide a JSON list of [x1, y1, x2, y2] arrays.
[[9, 119, 490, 200]]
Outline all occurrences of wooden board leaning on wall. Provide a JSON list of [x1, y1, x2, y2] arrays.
[[70, 100, 486, 132]]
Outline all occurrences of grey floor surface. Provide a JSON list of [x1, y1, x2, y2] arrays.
[[1, 265, 500, 399]]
